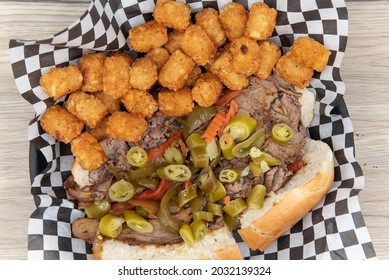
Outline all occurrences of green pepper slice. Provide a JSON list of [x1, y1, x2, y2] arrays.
[[85, 200, 111, 219], [271, 123, 294, 144], [109, 179, 135, 202], [157, 164, 192, 182], [232, 129, 265, 158], [206, 202, 223, 216], [223, 213, 240, 230], [99, 214, 125, 238], [206, 180, 227, 203], [134, 177, 159, 190], [190, 146, 209, 168], [124, 210, 154, 233], [157, 185, 183, 234], [219, 134, 235, 160], [223, 198, 248, 217], [127, 146, 149, 168], [246, 184, 267, 209], [164, 147, 185, 164], [178, 184, 198, 207], [186, 133, 207, 149], [219, 168, 241, 183], [183, 106, 217, 139], [249, 161, 262, 177], [223, 115, 257, 141], [193, 211, 213, 221], [135, 206, 149, 218], [198, 166, 218, 194], [252, 151, 281, 166], [128, 162, 157, 180], [179, 223, 195, 247], [190, 219, 208, 241], [190, 191, 206, 213]]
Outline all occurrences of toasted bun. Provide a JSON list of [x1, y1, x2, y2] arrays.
[[93, 226, 243, 260], [238, 138, 334, 251], [298, 87, 316, 127], [71, 161, 93, 188]]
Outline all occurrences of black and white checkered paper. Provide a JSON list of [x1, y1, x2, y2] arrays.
[[9, 0, 376, 260]]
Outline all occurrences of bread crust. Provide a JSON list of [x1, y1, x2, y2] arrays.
[[238, 139, 334, 251]]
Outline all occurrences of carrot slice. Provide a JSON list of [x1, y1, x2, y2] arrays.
[[218, 100, 239, 138], [201, 111, 227, 143], [147, 130, 183, 161], [215, 90, 242, 107], [222, 195, 231, 205]]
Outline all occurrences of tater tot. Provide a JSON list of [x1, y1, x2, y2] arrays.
[[71, 132, 107, 170], [145, 47, 170, 70], [192, 73, 223, 107], [129, 58, 158, 90], [158, 49, 195, 91], [180, 25, 217, 66], [158, 87, 194, 116], [289, 37, 331, 72], [107, 111, 148, 142], [93, 91, 121, 114], [219, 3, 248, 41], [103, 52, 132, 99], [122, 89, 158, 119], [229, 36, 261, 76], [210, 51, 249, 90], [40, 65, 83, 100], [129, 20, 168, 53], [195, 8, 226, 48], [255, 41, 281, 80], [79, 53, 105, 93], [275, 52, 314, 88], [40, 104, 84, 144], [88, 116, 109, 142], [164, 30, 184, 54], [245, 3, 277, 40], [66, 91, 108, 128], [153, 1, 191, 31]]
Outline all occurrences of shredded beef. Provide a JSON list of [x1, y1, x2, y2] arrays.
[[264, 165, 293, 193]]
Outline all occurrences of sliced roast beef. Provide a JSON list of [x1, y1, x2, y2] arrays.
[[264, 165, 293, 193], [64, 176, 94, 203], [225, 177, 253, 199]]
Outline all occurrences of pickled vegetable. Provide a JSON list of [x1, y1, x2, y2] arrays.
[[157, 164, 192, 182], [193, 211, 213, 221], [223, 197, 247, 217], [127, 146, 149, 168], [223, 115, 257, 141], [164, 147, 185, 164], [157, 185, 183, 235], [190, 219, 208, 241], [219, 168, 241, 183], [198, 166, 218, 194], [206, 180, 227, 202], [135, 177, 159, 190], [219, 134, 235, 160], [249, 161, 262, 177], [182, 106, 217, 139], [99, 214, 125, 238], [109, 179, 135, 202], [179, 223, 195, 247], [252, 151, 281, 166], [190, 146, 209, 168], [128, 162, 157, 180], [190, 192, 206, 213], [186, 132, 207, 149], [85, 200, 111, 218], [178, 184, 198, 207], [223, 213, 240, 230], [246, 184, 267, 209], [124, 210, 154, 233], [271, 123, 294, 144], [231, 129, 265, 158], [206, 202, 223, 216]]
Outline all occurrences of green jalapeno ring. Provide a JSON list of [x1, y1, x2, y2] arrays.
[[198, 166, 218, 194], [193, 211, 214, 221], [206, 180, 227, 203], [231, 129, 265, 158], [157, 185, 183, 235], [164, 147, 185, 164], [85, 200, 111, 219], [223, 115, 257, 141], [219, 168, 241, 183], [157, 164, 192, 182], [206, 202, 223, 216], [183, 106, 217, 139], [109, 179, 135, 202], [124, 210, 154, 233], [271, 123, 294, 144], [223, 213, 241, 230], [99, 214, 125, 238], [179, 223, 195, 247], [219, 134, 236, 160], [246, 184, 267, 209], [190, 219, 208, 241], [178, 184, 198, 207], [127, 146, 149, 168], [222, 197, 248, 217], [190, 146, 209, 168]]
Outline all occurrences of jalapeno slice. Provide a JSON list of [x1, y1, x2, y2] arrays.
[[232, 129, 265, 158], [190, 146, 209, 168], [193, 211, 214, 221], [134, 177, 159, 191], [177, 184, 198, 207], [109, 179, 135, 202], [206, 180, 227, 203], [198, 166, 218, 194], [127, 146, 149, 168], [252, 151, 281, 166], [219, 168, 241, 183], [206, 202, 223, 216], [223, 198, 247, 217], [219, 134, 235, 160], [246, 184, 267, 209], [179, 223, 195, 247], [223, 213, 240, 230], [157, 164, 192, 182], [99, 214, 125, 238], [271, 123, 294, 144], [182, 106, 217, 139], [249, 161, 262, 177], [157, 185, 183, 235], [190, 219, 208, 241], [186, 133, 207, 149], [85, 200, 111, 219], [124, 210, 154, 233], [164, 147, 185, 164], [128, 162, 157, 180], [223, 115, 257, 141]]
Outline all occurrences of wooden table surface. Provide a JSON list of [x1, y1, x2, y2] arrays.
[[0, 0, 388, 260]]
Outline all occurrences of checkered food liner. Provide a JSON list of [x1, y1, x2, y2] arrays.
[[9, 0, 376, 259]]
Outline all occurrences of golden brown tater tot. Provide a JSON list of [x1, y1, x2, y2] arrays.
[[158, 87, 194, 116], [128, 20, 168, 53], [192, 73, 223, 107], [103, 52, 132, 99], [107, 111, 148, 142], [245, 3, 277, 40], [153, 1, 191, 31], [93, 91, 121, 114], [255, 41, 281, 80], [164, 30, 184, 54], [129, 58, 158, 91], [195, 8, 226, 48], [80, 53, 105, 93], [122, 89, 158, 119], [145, 47, 170, 70], [219, 3, 248, 41], [229, 36, 261, 76]]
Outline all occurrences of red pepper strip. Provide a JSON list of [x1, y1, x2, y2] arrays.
[[178, 138, 189, 158], [111, 203, 135, 211], [147, 131, 183, 161], [133, 179, 171, 201], [215, 90, 242, 107], [218, 100, 239, 138], [287, 159, 305, 174], [184, 180, 192, 189]]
